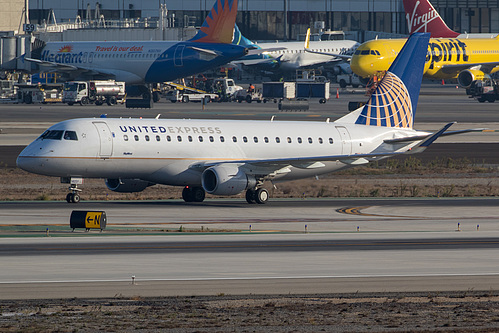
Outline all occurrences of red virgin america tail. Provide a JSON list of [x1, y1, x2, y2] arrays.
[[403, 0, 459, 38]]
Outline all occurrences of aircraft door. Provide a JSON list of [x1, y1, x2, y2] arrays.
[[92, 122, 113, 157], [335, 126, 352, 155], [174, 45, 185, 67]]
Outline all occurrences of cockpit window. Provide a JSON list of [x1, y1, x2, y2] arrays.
[[354, 50, 361, 55], [360, 50, 370, 55], [63, 131, 78, 141], [38, 130, 64, 140]]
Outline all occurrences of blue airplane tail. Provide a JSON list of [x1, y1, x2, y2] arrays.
[[355, 33, 430, 129], [189, 0, 238, 44], [232, 24, 260, 49]]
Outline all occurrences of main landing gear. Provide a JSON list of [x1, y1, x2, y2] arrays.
[[182, 186, 206, 202], [66, 184, 82, 203], [245, 188, 269, 204]]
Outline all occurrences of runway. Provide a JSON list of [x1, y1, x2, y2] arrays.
[[1, 198, 499, 299], [1, 82, 499, 299]]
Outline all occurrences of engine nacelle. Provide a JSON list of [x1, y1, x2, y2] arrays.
[[458, 69, 490, 88], [202, 165, 256, 196], [105, 178, 152, 193]]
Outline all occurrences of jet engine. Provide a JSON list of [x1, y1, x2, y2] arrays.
[[202, 165, 256, 196], [457, 69, 490, 88], [105, 178, 153, 193]]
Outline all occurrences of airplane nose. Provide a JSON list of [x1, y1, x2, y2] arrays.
[[350, 55, 372, 78]]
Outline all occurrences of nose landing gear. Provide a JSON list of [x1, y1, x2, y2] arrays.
[[66, 184, 82, 203]]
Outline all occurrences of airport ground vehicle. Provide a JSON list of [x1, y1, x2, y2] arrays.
[[16, 83, 63, 104], [235, 89, 263, 103], [466, 79, 498, 103], [337, 73, 363, 88], [212, 78, 244, 101], [166, 89, 218, 103], [62, 80, 125, 106]]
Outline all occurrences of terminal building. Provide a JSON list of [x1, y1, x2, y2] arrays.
[[22, 0, 499, 41]]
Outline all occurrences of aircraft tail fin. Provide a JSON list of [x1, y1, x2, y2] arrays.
[[232, 24, 259, 49], [189, 0, 238, 43], [404, 0, 459, 37], [354, 33, 430, 129]]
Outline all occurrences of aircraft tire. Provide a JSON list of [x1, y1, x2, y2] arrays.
[[245, 189, 256, 204], [255, 188, 269, 204], [182, 187, 194, 202], [72, 193, 80, 203], [192, 187, 206, 202], [66, 193, 73, 203]]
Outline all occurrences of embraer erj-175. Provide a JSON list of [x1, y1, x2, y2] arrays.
[[17, 33, 477, 204], [231, 25, 359, 76], [25, 0, 246, 96]]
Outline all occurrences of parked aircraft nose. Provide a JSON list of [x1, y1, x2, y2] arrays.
[[350, 53, 376, 78]]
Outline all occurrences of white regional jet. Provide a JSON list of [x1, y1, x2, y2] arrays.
[[17, 33, 475, 204]]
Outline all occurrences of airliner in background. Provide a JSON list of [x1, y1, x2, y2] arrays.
[[350, 20, 499, 88], [404, 0, 497, 39], [17, 33, 479, 204], [25, 0, 246, 97], [231, 25, 359, 77]]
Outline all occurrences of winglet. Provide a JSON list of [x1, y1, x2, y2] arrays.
[[354, 33, 430, 129], [304, 28, 311, 50], [189, 0, 238, 43], [403, 0, 459, 38]]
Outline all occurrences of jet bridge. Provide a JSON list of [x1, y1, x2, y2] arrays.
[[0, 34, 40, 72]]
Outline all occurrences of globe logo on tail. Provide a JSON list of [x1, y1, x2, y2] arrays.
[[355, 72, 413, 129]]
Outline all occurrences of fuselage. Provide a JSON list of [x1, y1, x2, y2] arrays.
[[17, 117, 420, 186], [39, 41, 247, 84], [240, 40, 359, 72], [351, 37, 499, 79]]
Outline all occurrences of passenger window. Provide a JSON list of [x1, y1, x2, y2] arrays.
[[243, 136, 248, 143], [232, 136, 237, 142], [145, 135, 150, 141], [308, 137, 313, 144], [287, 137, 292, 143], [199, 136, 204, 142], [156, 135, 160, 141], [253, 137, 258, 143], [134, 135, 139, 141], [188, 136, 193, 142], [275, 137, 280, 143], [264, 137, 269, 143], [329, 138, 333, 144], [318, 137, 323, 144], [220, 136, 225, 142], [297, 137, 302, 144], [209, 136, 214, 142], [167, 135, 171, 142], [124, 135, 128, 141], [177, 135, 182, 142]]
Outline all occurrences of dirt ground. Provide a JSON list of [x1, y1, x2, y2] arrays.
[[2, 159, 499, 332], [2, 292, 499, 332]]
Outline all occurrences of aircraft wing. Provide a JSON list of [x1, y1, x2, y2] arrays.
[[440, 61, 499, 75], [192, 123, 458, 175], [232, 55, 284, 67], [25, 57, 115, 79], [303, 28, 352, 62]]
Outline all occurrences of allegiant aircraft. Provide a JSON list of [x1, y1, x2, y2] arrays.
[[26, 0, 246, 87], [350, 5, 499, 88], [17, 33, 481, 204]]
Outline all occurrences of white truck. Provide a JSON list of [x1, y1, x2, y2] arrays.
[[212, 78, 243, 101], [165, 89, 218, 103], [336, 73, 363, 88], [63, 80, 125, 106]]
